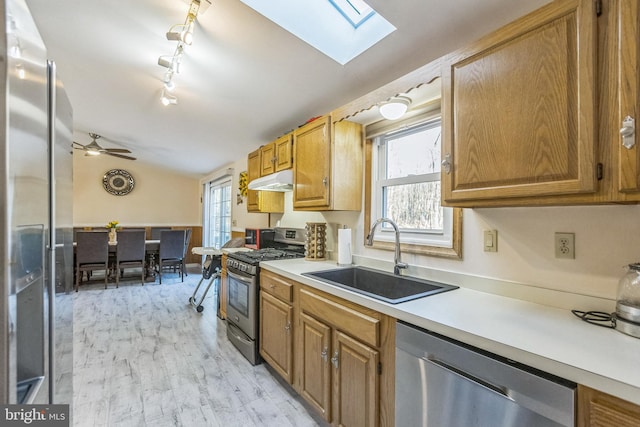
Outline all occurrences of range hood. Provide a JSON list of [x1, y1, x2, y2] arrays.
[[248, 169, 293, 192]]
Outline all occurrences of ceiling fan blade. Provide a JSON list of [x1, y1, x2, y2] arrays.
[[104, 152, 136, 161], [104, 148, 132, 154], [72, 141, 86, 148]]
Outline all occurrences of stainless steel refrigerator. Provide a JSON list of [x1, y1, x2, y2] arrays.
[[0, 0, 73, 406]]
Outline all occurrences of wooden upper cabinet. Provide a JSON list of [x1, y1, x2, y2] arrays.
[[293, 116, 363, 211], [274, 133, 293, 172], [616, 0, 640, 194], [247, 148, 261, 211], [441, 0, 598, 204], [260, 133, 293, 176], [247, 148, 284, 213], [260, 142, 276, 176]]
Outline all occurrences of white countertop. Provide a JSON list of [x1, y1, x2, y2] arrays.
[[260, 258, 640, 405]]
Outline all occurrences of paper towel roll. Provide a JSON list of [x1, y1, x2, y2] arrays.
[[337, 228, 352, 266]]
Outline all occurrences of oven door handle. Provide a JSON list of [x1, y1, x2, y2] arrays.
[[227, 269, 254, 285]]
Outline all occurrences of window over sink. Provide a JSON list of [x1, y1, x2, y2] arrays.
[[365, 102, 462, 259]]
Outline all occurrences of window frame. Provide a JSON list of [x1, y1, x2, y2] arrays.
[[364, 108, 462, 259], [203, 176, 232, 249]]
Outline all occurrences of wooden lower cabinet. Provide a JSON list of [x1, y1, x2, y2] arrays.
[[259, 271, 395, 427], [332, 331, 379, 427], [299, 312, 332, 421], [259, 291, 293, 383], [578, 385, 640, 427]]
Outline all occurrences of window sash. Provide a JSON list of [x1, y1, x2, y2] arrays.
[[371, 118, 452, 248], [204, 177, 232, 249]]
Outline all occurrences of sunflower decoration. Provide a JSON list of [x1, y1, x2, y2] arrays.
[[237, 171, 248, 204], [238, 171, 248, 197], [106, 221, 120, 230]]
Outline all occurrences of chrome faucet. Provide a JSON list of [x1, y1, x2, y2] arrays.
[[366, 218, 408, 275]]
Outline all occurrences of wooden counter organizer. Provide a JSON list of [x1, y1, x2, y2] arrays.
[[304, 222, 326, 260]]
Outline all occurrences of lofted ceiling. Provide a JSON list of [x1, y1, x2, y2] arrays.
[[25, 0, 550, 177]]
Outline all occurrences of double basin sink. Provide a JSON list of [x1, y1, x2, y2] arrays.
[[303, 266, 458, 304]]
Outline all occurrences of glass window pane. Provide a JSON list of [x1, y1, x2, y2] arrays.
[[207, 180, 232, 248], [386, 125, 441, 179], [383, 181, 443, 231]]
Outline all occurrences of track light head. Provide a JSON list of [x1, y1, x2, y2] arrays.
[[166, 23, 194, 45], [160, 89, 178, 106], [158, 55, 181, 73]]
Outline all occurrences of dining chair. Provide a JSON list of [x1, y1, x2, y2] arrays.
[[182, 228, 192, 277], [75, 231, 110, 291], [121, 227, 147, 238], [158, 230, 186, 284], [115, 230, 146, 287], [151, 227, 171, 240]]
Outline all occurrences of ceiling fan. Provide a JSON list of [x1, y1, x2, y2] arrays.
[[73, 133, 137, 160]]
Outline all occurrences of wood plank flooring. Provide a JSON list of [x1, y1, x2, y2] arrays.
[[72, 267, 324, 427]]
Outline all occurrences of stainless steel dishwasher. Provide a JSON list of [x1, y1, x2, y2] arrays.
[[396, 322, 576, 427]]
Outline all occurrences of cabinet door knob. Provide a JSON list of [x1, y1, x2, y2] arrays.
[[442, 153, 452, 174], [322, 177, 328, 186], [321, 347, 328, 362], [621, 116, 636, 149], [331, 350, 339, 368], [284, 321, 291, 332]]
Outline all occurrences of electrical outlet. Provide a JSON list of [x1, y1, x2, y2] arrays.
[[555, 232, 575, 259]]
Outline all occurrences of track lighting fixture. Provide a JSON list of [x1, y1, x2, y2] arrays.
[[163, 71, 175, 91], [156, 0, 202, 105], [16, 64, 25, 79], [379, 95, 412, 120], [10, 42, 21, 59], [158, 54, 182, 73], [160, 89, 178, 106], [166, 22, 194, 45]]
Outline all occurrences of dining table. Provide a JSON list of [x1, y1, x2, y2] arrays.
[[73, 239, 162, 282]]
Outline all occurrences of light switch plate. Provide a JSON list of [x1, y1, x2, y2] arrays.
[[484, 230, 497, 252]]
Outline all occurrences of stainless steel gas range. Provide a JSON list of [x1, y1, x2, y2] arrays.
[[225, 227, 305, 365]]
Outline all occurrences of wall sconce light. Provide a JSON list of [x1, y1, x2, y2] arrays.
[[379, 95, 412, 120], [160, 89, 178, 106]]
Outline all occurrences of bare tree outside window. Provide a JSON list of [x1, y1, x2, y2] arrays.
[[378, 121, 443, 234]]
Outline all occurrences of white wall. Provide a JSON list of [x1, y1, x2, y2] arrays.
[[210, 166, 640, 305], [351, 205, 639, 302], [201, 158, 271, 233], [73, 153, 201, 227], [272, 194, 638, 303]]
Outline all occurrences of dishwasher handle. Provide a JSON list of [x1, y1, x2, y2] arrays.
[[426, 356, 513, 400]]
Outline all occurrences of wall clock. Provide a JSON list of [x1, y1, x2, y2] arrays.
[[103, 169, 134, 196]]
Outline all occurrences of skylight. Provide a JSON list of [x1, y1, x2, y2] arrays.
[[329, 0, 375, 28], [239, 0, 396, 65]]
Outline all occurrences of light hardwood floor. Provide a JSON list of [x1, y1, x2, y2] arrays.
[[72, 267, 324, 427]]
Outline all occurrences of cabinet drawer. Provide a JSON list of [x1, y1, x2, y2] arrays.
[[261, 271, 293, 303], [300, 288, 380, 347]]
